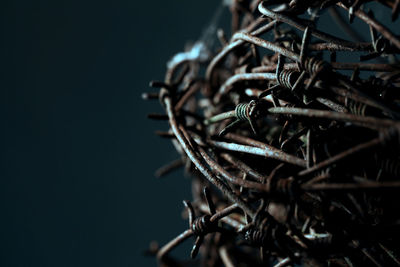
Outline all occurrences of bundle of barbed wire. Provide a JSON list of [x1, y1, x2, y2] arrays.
[[145, 0, 400, 266]]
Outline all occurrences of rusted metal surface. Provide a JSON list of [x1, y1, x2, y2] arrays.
[[145, 1, 400, 266]]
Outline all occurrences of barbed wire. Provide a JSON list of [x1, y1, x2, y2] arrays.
[[146, 1, 400, 266]]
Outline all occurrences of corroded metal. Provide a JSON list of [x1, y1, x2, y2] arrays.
[[146, 1, 400, 266]]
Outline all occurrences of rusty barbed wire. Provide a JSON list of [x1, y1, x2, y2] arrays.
[[145, 0, 400, 266]]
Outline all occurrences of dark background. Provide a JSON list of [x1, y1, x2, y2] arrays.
[[1, 1, 220, 266]]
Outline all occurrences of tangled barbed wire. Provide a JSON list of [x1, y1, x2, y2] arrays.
[[144, 0, 400, 266]]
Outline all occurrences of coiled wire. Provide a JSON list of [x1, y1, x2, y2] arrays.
[[235, 103, 251, 122], [277, 69, 300, 90], [302, 57, 330, 75], [191, 215, 216, 235], [345, 98, 368, 116]]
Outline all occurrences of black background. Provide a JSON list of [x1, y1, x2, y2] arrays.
[[2, 1, 219, 266]]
